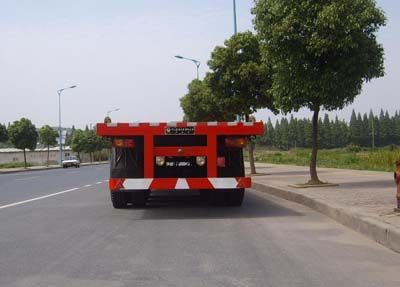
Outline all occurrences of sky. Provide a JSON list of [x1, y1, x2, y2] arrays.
[[0, 0, 399, 128]]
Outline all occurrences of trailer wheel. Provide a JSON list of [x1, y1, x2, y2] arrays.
[[227, 188, 245, 206], [130, 190, 149, 207], [210, 190, 226, 206], [199, 190, 210, 201], [111, 192, 127, 209]]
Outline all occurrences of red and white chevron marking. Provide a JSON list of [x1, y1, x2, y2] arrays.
[[109, 177, 251, 191]]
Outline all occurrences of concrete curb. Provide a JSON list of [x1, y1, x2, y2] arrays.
[[0, 162, 108, 175], [252, 182, 400, 253]]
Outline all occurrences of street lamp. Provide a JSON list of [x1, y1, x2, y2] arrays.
[[57, 85, 77, 166], [107, 108, 120, 117], [174, 55, 200, 80]]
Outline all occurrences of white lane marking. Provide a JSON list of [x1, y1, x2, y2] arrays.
[[15, 176, 40, 181], [96, 182, 103, 184], [83, 184, 92, 187], [0, 188, 79, 210]]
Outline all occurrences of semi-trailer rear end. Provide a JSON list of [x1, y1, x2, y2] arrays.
[[96, 121, 264, 208]]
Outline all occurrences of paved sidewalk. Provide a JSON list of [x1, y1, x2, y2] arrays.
[[0, 161, 108, 174], [248, 163, 400, 253]]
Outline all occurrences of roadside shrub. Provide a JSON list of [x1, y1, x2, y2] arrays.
[[345, 144, 361, 153]]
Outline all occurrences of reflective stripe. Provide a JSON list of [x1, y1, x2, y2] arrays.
[[175, 178, 190, 189], [243, 122, 254, 126], [123, 178, 152, 190], [227, 122, 238, 126], [113, 177, 251, 190], [129, 123, 140, 127], [207, 122, 218, 126], [208, 178, 238, 189], [107, 123, 118, 127]]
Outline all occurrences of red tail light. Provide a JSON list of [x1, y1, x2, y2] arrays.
[[113, 138, 135, 148], [109, 178, 125, 191], [225, 137, 247, 148]]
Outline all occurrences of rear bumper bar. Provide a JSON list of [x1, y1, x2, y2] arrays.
[[109, 177, 251, 191]]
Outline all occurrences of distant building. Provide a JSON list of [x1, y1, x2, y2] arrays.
[[0, 146, 89, 165]]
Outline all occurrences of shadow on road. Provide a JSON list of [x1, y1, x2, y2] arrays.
[[130, 190, 302, 220]]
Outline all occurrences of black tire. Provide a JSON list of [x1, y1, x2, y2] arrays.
[[130, 190, 149, 207], [226, 188, 245, 206], [199, 190, 210, 201], [210, 190, 226, 206], [111, 192, 127, 209]]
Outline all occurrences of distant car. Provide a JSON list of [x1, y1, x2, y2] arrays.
[[62, 156, 80, 168]]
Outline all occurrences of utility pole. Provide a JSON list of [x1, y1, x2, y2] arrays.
[[57, 85, 77, 166], [233, 0, 237, 35]]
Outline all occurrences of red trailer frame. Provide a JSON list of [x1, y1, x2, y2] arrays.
[[97, 121, 264, 191]]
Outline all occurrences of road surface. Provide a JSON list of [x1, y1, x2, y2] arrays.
[[1, 164, 399, 287]]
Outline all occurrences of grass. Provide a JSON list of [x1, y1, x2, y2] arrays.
[[0, 162, 32, 169], [247, 146, 400, 172]]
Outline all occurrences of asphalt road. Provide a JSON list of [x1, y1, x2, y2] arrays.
[[1, 165, 400, 287]]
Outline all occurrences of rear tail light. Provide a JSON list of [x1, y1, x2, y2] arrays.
[[109, 178, 125, 191], [225, 137, 247, 148], [155, 156, 166, 166], [113, 138, 135, 148], [196, 156, 206, 166]]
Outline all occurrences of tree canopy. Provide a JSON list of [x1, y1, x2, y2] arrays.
[[253, 0, 386, 183], [8, 118, 38, 168], [0, 123, 7, 143], [207, 31, 275, 117], [180, 78, 235, 122], [39, 125, 58, 148]]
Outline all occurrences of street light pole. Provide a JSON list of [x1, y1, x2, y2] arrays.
[[57, 85, 77, 166], [174, 55, 200, 80], [233, 0, 237, 35], [107, 108, 120, 117]]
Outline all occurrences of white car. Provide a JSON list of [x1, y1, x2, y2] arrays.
[[62, 156, 80, 168]]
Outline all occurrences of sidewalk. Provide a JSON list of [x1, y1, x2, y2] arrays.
[[0, 161, 108, 174], [248, 163, 400, 253]]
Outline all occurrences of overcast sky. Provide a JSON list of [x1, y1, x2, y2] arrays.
[[0, 0, 398, 128]]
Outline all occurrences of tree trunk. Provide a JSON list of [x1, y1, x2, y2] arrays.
[[245, 114, 257, 175], [47, 145, 50, 167], [23, 148, 27, 169], [309, 107, 321, 184]]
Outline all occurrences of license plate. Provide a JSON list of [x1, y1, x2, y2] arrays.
[[165, 127, 195, 135], [166, 162, 191, 167]]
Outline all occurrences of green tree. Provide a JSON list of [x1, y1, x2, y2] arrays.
[[65, 125, 76, 146], [254, 0, 386, 183], [39, 125, 58, 166], [288, 115, 297, 149], [0, 123, 7, 143], [180, 78, 234, 122], [394, 111, 400, 145], [82, 130, 104, 162], [361, 113, 370, 147], [71, 129, 85, 160], [207, 31, 276, 174], [8, 118, 38, 168], [265, 118, 274, 147]]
